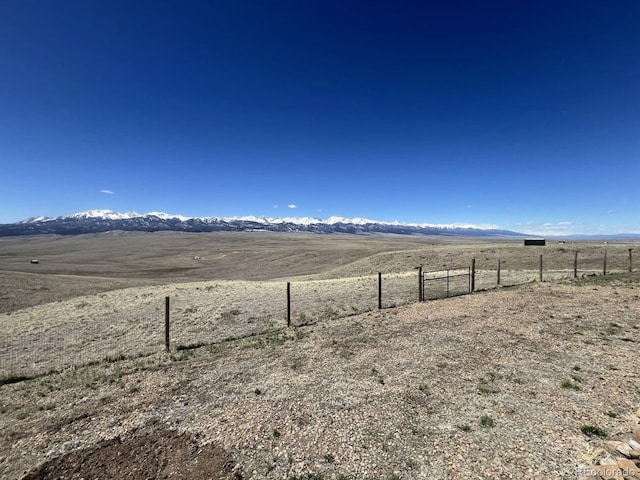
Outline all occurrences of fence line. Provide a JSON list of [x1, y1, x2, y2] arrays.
[[0, 247, 635, 383]]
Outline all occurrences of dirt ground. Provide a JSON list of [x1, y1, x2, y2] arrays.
[[21, 427, 241, 480], [1, 277, 639, 479]]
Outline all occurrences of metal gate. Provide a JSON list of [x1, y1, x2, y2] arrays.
[[422, 267, 471, 300]]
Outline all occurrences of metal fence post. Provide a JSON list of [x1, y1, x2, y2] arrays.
[[287, 282, 291, 327], [603, 250, 607, 276], [418, 265, 423, 302], [378, 272, 382, 309], [497, 259, 501, 286], [629, 248, 633, 272], [539, 254, 543, 282], [446, 269, 450, 297], [470, 258, 475, 292], [165, 296, 170, 352], [574, 251, 578, 278]]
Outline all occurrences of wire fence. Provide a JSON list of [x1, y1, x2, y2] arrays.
[[0, 246, 635, 383], [423, 267, 471, 300], [0, 308, 164, 382]]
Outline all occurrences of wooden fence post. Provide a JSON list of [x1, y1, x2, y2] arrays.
[[497, 259, 501, 286], [446, 269, 450, 297], [470, 258, 475, 292], [378, 272, 382, 309], [165, 296, 170, 352], [418, 265, 423, 302], [574, 251, 578, 278], [629, 248, 633, 273], [603, 250, 607, 276], [539, 254, 543, 282], [287, 282, 291, 327]]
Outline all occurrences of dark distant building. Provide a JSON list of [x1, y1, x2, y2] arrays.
[[524, 239, 546, 246]]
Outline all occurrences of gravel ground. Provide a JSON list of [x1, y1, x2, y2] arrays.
[[1, 278, 639, 479]]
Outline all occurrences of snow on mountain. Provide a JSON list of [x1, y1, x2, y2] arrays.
[[146, 212, 192, 222], [325, 216, 499, 230], [2, 210, 523, 237], [225, 216, 324, 225], [326, 216, 376, 225], [68, 210, 140, 221], [18, 216, 54, 224]]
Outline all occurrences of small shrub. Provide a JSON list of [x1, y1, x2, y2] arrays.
[[406, 458, 418, 469], [287, 473, 324, 480], [604, 322, 621, 335], [169, 350, 196, 362], [581, 425, 607, 438], [324, 453, 335, 464], [272, 428, 281, 438], [208, 343, 226, 354], [323, 306, 339, 318], [477, 385, 499, 395], [561, 379, 580, 391], [371, 368, 385, 385], [480, 415, 495, 427], [457, 424, 472, 432], [418, 383, 431, 395]]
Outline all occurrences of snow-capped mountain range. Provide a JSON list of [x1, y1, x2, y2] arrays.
[[0, 210, 524, 237]]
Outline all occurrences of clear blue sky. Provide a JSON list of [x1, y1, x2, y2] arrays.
[[1, 1, 639, 235]]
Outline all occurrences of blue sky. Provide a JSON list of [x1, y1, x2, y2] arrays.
[[1, 1, 639, 235]]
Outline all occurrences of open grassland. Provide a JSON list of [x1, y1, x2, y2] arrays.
[[1, 231, 636, 312], [1, 232, 640, 479], [0, 231, 464, 312], [1, 233, 637, 382]]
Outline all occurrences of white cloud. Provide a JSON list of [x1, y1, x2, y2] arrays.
[[519, 221, 592, 236], [100, 189, 114, 195], [288, 204, 297, 209], [508, 219, 640, 236], [273, 205, 279, 209]]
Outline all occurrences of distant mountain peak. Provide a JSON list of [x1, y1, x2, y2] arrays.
[[69, 210, 140, 220], [1, 211, 524, 237]]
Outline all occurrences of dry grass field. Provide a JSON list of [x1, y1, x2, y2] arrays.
[[1, 232, 639, 479]]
